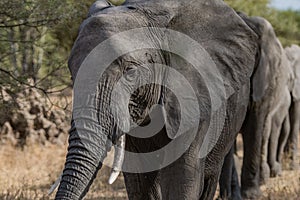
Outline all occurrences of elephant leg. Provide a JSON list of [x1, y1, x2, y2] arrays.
[[241, 109, 263, 199], [122, 132, 169, 200], [231, 157, 242, 200], [277, 114, 290, 164], [160, 153, 203, 200], [123, 171, 161, 200], [219, 146, 234, 199], [286, 100, 300, 170], [268, 96, 291, 177], [260, 113, 272, 184], [200, 173, 220, 200], [268, 114, 284, 177], [201, 131, 237, 200], [219, 144, 242, 200]]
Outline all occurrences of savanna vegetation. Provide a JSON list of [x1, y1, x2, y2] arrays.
[[0, 0, 299, 94], [226, 0, 300, 46]]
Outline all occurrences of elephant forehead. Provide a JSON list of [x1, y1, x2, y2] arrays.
[[68, 6, 172, 80], [121, 49, 165, 64]]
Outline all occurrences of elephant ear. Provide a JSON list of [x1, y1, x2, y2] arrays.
[[286, 45, 300, 100], [161, 54, 208, 139], [292, 62, 300, 100], [251, 50, 270, 101], [239, 14, 283, 102], [161, 0, 258, 139]]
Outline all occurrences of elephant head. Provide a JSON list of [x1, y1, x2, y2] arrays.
[[285, 45, 300, 101], [56, 4, 170, 199], [55, 0, 258, 199], [237, 12, 293, 102]]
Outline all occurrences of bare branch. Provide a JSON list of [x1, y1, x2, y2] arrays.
[[0, 68, 71, 110]]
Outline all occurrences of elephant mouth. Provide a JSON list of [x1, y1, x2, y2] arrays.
[[108, 106, 150, 184], [108, 103, 163, 184]]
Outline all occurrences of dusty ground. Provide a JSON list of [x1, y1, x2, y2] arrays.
[[0, 143, 127, 200], [0, 140, 299, 200], [235, 134, 300, 200]]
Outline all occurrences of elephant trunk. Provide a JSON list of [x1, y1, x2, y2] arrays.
[[55, 92, 114, 199]]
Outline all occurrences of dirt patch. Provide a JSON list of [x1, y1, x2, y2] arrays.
[[235, 134, 300, 200]]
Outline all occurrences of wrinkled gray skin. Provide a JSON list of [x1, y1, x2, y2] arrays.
[[279, 45, 300, 170], [55, 1, 258, 199], [237, 13, 293, 199], [219, 144, 242, 200]]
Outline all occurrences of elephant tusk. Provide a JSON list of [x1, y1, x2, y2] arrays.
[[108, 135, 125, 184], [48, 173, 62, 195], [108, 169, 121, 185]]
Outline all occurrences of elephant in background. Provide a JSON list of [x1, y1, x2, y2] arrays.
[[279, 45, 300, 170], [219, 13, 293, 199], [54, 0, 259, 199]]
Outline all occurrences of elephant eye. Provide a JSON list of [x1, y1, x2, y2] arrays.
[[124, 66, 138, 81]]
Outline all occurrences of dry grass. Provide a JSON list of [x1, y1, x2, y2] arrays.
[[0, 142, 299, 200], [260, 170, 300, 200], [0, 144, 126, 200], [0, 144, 65, 200], [235, 134, 300, 200]]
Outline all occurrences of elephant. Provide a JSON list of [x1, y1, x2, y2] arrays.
[[218, 143, 242, 200], [219, 13, 294, 199], [279, 45, 300, 170], [54, 0, 259, 199]]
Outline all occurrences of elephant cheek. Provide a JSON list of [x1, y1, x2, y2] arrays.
[[112, 104, 131, 133], [111, 82, 132, 133]]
